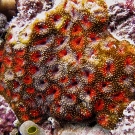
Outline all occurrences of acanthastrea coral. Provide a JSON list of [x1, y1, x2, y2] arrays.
[[0, 0, 135, 130]]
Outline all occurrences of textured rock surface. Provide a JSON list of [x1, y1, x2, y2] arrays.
[[108, 0, 135, 44], [111, 101, 135, 135], [57, 124, 110, 135], [0, 95, 17, 135], [0, 13, 7, 34]]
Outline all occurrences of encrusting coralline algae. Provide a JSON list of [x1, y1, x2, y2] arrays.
[[108, 0, 135, 44], [111, 101, 135, 135], [0, 0, 135, 134], [0, 95, 17, 135]]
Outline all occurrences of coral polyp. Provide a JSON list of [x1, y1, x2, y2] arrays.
[[0, 0, 135, 130]]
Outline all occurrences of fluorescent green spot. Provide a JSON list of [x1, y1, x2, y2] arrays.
[[27, 126, 37, 134]]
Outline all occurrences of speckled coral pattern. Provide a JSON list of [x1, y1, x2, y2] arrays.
[[0, 0, 135, 129]]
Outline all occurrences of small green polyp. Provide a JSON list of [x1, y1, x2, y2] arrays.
[[19, 121, 45, 135], [27, 126, 38, 135]]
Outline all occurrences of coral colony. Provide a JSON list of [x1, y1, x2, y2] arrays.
[[0, 0, 135, 133]]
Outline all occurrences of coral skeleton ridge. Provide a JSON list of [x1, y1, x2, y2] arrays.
[[0, 0, 135, 130]]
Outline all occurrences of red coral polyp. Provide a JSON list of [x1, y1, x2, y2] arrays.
[[97, 81, 112, 93], [82, 68, 95, 83], [70, 36, 85, 51], [23, 76, 33, 84], [84, 87, 96, 101], [55, 36, 65, 46], [88, 33, 100, 42], [100, 62, 115, 77], [60, 76, 69, 83], [26, 87, 35, 94], [14, 57, 24, 67], [28, 65, 39, 74], [80, 109, 92, 118], [3, 56, 12, 67], [15, 49, 25, 56], [60, 20, 70, 34], [30, 51, 41, 62], [18, 104, 26, 112], [94, 99, 105, 112], [46, 85, 61, 99], [97, 114, 110, 127], [30, 110, 39, 117], [71, 24, 83, 36], [52, 14, 62, 22], [58, 49, 68, 58], [14, 66, 25, 76], [34, 38, 47, 46], [68, 78, 79, 88], [12, 93, 21, 102], [108, 103, 120, 113], [21, 115, 29, 121], [0, 84, 4, 92], [65, 94, 77, 103], [13, 80, 20, 89], [34, 23, 48, 33], [75, 52, 82, 61], [111, 91, 126, 102], [124, 57, 134, 66], [81, 15, 92, 29]]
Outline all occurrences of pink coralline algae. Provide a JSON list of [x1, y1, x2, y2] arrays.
[[111, 101, 135, 135], [16, 0, 53, 21], [108, 0, 135, 44], [0, 95, 17, 135], [0, 0, 135, 130]]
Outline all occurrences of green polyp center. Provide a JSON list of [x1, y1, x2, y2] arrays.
[[27, 126, 37, 134]]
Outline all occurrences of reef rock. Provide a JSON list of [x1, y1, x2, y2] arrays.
[[0, 95, 17, 134], [111, 101, 135, 135]]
